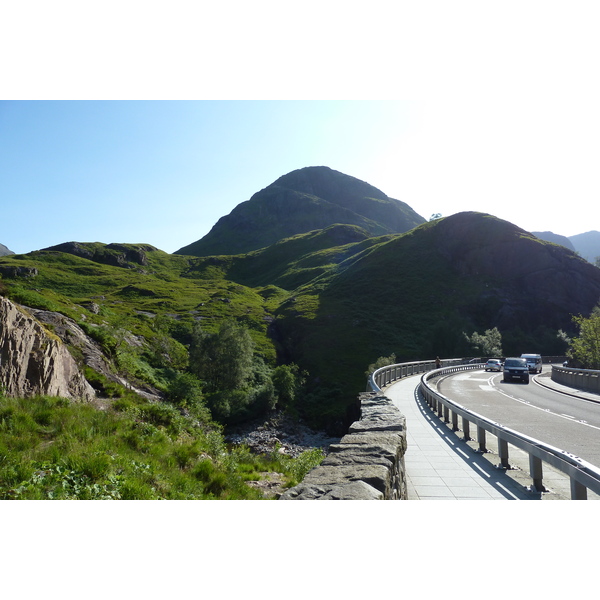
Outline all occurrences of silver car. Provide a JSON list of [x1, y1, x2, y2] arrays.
[[485, 359, 503, 372]]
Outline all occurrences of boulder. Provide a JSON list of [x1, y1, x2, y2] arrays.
[[0, 296, 95, 401]]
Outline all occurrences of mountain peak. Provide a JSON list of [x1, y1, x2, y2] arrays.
[[176, 167, 425, 256]]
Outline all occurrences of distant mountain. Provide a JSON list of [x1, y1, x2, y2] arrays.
[[532, 231, 576, 253], [0, 243, 14, 256], [569, 231, 600, 263], [532, 230, 600, 264], [176, 166, 426, 256]]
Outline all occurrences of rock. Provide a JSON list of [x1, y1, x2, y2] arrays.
[[0, 265, 38, 278], [0, 296, 95, 401], [280, 480, 384, 500]]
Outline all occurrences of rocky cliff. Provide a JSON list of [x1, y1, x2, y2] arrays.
[[0, 296, 95, 401]]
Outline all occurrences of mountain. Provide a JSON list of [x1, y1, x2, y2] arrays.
[[270, 212, 600, 420], [569, 231, 600, 263], [0, 243, 14, 256], [2, 209, 600, 432], [176, 166, 426, 256], [533, 230, 600, 264], [532, 231, 576, 253]]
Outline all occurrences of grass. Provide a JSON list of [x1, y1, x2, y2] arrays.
[[0, 393, 324, 500]]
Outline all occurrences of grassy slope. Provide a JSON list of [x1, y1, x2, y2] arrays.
[[0, 393, 322, 500], [0, 245, 277, 361], [2, 212, 597, 435]]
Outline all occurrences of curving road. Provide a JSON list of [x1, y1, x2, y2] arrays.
[[435, 366, 600, 468]]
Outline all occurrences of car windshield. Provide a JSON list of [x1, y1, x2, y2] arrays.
[[505, 359, 526, 367]]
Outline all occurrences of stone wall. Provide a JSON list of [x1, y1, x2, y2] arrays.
[[280, 392, 408, 500]]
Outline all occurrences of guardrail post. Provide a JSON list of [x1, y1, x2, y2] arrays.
[[529, 455, 545, 492], [463, 418, 471, 441], [451, 411, 459, 431], [498, 438, 510, 469], [571, 478, 587, 500], [477, 425, 487, 453]]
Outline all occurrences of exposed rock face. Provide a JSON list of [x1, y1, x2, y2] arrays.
[[41, 242, 153, 268], [28, 306, 163, 403], [0, 296, 95, 401], [0, 266, 38, 279]]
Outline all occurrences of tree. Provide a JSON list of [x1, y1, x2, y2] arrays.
[[272, 363, 305, 411], [365, 353, 397, 377], [189, 320, 255, 392], [569, 306, 600, 369], [463, 327, 502, 357]]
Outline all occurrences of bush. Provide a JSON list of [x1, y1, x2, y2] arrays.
[[165, 372, 204, 409]]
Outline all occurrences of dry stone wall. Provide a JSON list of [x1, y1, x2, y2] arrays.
[[280, 392, 408, 500]]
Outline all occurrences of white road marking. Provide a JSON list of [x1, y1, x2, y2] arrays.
[[483, 373, 600, 432]]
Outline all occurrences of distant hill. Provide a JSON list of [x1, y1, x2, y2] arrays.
[[533, 230, 600, 264], [271, 212, 600, 418], [532, 231, 576, 252], [0, 243, 14, 256], [176, 166, 426, 256], [569, 231, 600, 263]]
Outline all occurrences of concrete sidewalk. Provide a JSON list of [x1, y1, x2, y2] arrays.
[[385, 374, 597, 500]]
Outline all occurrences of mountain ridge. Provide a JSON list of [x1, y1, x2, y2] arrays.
[[534, 230, 600, 263], [176, 166, 426, 256]]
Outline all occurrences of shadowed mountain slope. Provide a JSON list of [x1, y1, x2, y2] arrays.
[[176, 166, 426, 257], [272, 212, 600, 421]]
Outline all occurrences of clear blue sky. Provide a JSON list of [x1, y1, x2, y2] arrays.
[[2, 98, 599, 256], [2, 3, 600, 255]]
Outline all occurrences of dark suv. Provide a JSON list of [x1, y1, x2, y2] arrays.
[[503, 357, 530, 384]]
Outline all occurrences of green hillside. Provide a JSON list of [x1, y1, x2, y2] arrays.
[[2, 212, 600, 437]]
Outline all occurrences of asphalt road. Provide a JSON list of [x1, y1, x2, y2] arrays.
[[435, 367, 600, 469]]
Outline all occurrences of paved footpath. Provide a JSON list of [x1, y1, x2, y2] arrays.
[[386, 375, 544, 500]]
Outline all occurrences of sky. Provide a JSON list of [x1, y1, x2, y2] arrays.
[[3, 3, 600, 256]]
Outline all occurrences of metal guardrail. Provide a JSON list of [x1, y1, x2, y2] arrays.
[[368, 360, 600, 500], [367, 358, 465, 392], [552, 365, 600, 394]]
